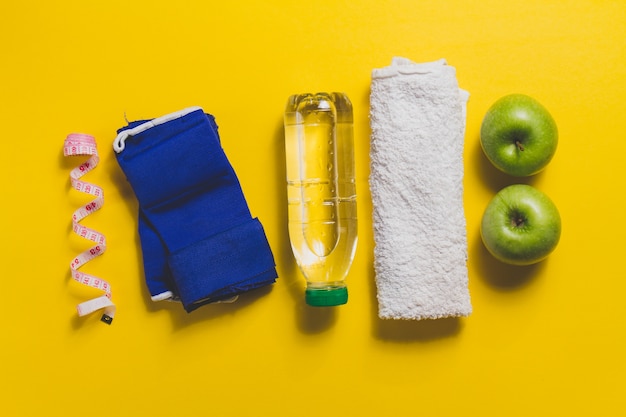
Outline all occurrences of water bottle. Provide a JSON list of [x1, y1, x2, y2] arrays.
[[283, 92, 358, 306]]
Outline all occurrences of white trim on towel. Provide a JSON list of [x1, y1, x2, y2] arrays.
[[151, 290, 175, 302], [113, 106, 203, 153]]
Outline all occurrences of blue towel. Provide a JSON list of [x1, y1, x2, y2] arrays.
[[113, 107, 277, 312]]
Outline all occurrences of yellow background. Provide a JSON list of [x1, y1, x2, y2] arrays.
[[2, 1, 625, 415]]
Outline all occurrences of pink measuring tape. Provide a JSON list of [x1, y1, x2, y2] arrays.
[[64, 133, 115, 324]]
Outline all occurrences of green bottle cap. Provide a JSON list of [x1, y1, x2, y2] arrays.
[[305, 287, 348, 307]]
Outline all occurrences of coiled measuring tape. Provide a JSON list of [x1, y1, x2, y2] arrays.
[[64, 133, 115, 325]]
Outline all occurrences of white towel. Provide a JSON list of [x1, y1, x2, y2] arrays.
[[369, 57, 472, 320]]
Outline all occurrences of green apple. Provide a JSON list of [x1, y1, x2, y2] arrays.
[[480, 94, 558, 176], [481, 184, 561, 265]]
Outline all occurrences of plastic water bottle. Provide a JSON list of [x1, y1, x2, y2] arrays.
[[284, 92, 358, 306]]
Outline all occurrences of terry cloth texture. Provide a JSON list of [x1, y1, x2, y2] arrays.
[[369, 57, 472, 320], [113, 107, 277, 312]]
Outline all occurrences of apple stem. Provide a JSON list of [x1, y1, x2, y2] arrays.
[[515, 140, 525, 151]]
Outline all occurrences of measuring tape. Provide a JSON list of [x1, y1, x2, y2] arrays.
[[64, 133, 115, 325]]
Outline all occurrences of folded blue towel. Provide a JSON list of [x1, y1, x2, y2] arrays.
[[113, 107, 277, 312]]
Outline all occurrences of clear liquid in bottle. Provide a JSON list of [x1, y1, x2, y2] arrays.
[[284, 92, 358, 306]]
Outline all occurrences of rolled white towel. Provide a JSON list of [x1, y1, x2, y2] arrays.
[[369, 57, 472, 320]]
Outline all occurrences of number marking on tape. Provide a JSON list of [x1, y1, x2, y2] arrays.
[[64, 133, 115, 325]]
